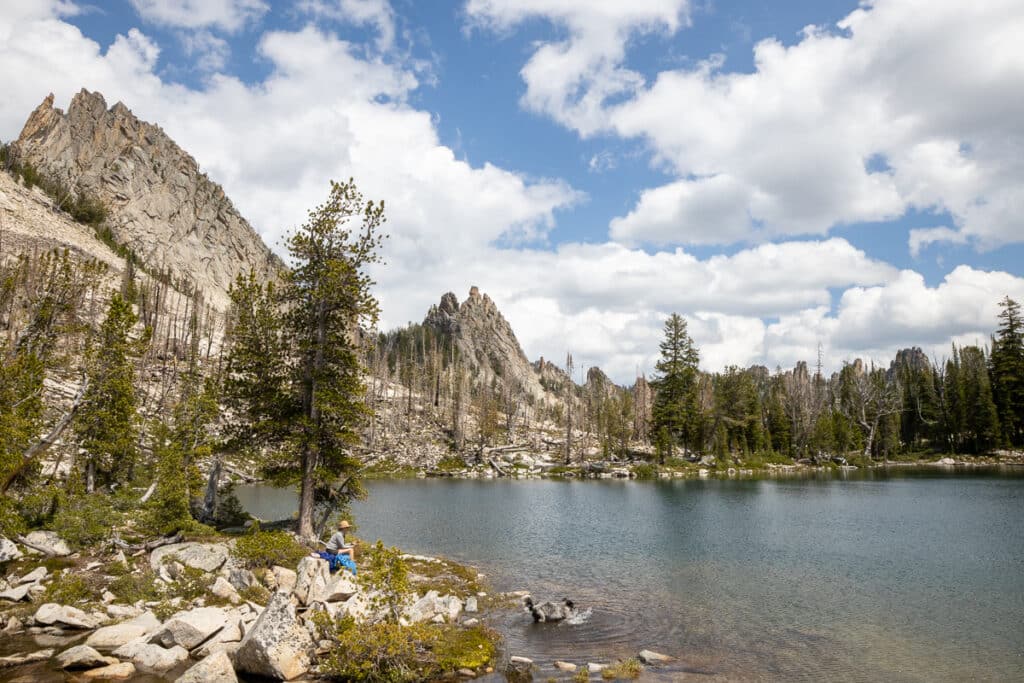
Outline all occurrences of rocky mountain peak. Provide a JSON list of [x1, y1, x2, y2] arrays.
[[424, 287, 546, 398], [10, 89, 279, 308]]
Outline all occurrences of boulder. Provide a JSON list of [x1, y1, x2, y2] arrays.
[[106, 604, 141, 619], [227, 568, 256, 591], [436, 594, 462, 622], [23, 530, 71, 556], [211, 576, 241, 604], [0, 583, 30, 602], [150, 542, 229, 573], [334, 592, 372, 621], [178, 650, 238, 683], [233, 591, 313, 680], [405, 590, 438, 624], [3, 616, 24, 633], [293, 557, 330, 606], [937, 457, 956, 465], [56, 645, 118, 670], [554, 661, 577, 672], [17, 566, 47, 584], [149, 606, 229, 650], [464, 596, 478, 613], [587, 663, 607, 673], [0, 537, 23, 562], [271, 566, 297, 593], [82, 662, 135, 679], [86, 611, 161, 649], [324, 572, 358, 602], [192, 617, 243, 658], [113, 640, 189, 672], [34, 603, 100, 629]]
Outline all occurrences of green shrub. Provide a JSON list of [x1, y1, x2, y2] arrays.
[[238, 583, 271, 605], [601, 658, 642, 680], [51, 493, 123, 548], [574, 666, 590, 682], [232, 525, 309, 570], [319, 618, 498, 682], [0, 496, 26, 538], [108, 570, 163, 604], [166, 564, 210, 602], [432, 624, 497, 670], [436, 455, 466, 471], [632, 463, 657, 479], [361, 541, 411, 621], [42, 572, 97, 605]]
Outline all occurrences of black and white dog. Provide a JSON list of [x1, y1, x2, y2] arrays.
[[524, 596, 576, 623]]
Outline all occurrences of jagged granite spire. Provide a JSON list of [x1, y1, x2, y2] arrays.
[[10, 89, 280, 308]]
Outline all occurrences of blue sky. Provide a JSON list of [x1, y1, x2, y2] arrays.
[[1, 0, 1023, 382]]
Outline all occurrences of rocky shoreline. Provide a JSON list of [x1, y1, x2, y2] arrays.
[[407, 449, 1024, 481], [0, 532, 679, 682], [0, 532, 496, 681]]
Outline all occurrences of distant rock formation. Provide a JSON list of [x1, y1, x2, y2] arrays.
[[424, 286, 547, 398], [10, 89, 279, 308]]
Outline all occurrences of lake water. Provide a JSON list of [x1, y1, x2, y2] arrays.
[[236, 468, 1024, 681]]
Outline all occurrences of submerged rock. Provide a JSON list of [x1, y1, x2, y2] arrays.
[[638, 649, 674, 665], [81, 661, 136, 679], [0, 648, 55, 669]]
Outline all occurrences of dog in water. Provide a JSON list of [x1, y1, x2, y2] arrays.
[[524, 596, 576, 623]]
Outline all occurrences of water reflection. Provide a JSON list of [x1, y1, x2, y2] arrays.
[[235, 468, 1024, 681]]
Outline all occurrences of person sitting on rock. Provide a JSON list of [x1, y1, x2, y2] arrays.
[[316, 520, 357, 574]]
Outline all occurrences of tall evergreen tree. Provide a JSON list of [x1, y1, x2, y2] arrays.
[[991, 296, 1024, 446], [226, 179, 385, 539], [651, 313, 700, 462], [961, 346, 1000, 453], [75, 293, 139, 491]]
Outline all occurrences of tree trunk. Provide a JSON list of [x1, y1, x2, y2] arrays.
[[200, 457, 222, 522]]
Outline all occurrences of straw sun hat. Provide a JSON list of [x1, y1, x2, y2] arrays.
[[337, 520, 352, 530]]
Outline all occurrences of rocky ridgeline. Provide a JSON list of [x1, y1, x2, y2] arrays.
[[425, 286, 551, 401], [0, 534, 487, 681], [10, 89, 280, 310]]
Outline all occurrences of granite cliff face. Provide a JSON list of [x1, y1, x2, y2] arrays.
[[10, 90, 279, 308], [424, 286, 548, 399]]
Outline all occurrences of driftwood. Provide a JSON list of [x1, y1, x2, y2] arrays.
[[15, 534, 60, 556], [487, 457, 508, 477], [138, 481, 158, 504], [110, 532, 183, 553]]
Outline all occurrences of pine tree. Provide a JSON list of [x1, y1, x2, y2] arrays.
[[75, 292, 139, 491], [651, 313, 700, 462], [144, 420, 193, 534], [226, 179, 384, 539], [961, 346, 1000, 453], [991, 296, 1024, 447]]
